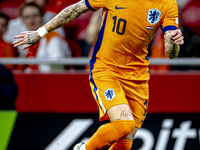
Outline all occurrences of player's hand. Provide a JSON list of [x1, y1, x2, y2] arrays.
[[170, 29, 184, 45], [13, 31, 41, 50]]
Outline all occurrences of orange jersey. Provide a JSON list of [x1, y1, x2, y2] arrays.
[[86, 0, 179, 81]]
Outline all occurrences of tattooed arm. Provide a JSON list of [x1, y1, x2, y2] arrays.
[[164, 29, 184, 59], [45, 0, 90, 32], [13, 0, 90, 50]]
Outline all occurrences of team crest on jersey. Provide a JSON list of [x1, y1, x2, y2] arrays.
[[104, 89, 116, 100], [147, 8, 161, 25]]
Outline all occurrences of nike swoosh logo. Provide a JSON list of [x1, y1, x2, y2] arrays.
[[115, 5, 127, 9]]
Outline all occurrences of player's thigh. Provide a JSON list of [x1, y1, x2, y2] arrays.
[[122, 80, 149, 128], [107, 104, 134, 121]]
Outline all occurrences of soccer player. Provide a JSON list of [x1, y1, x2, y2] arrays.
[[13, 0, 184, 149]]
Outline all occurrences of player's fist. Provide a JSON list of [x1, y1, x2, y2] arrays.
[[170, 29, 184, 45]]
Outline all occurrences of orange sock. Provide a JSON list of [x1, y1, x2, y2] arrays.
[[108, 139, 133, 150], [85, 120, 135, 150]]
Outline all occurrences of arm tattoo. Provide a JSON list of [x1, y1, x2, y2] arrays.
[[28, 31, 41, 46], [46, 0, 90, 32], [164, 30, 180, 59], [116, 109, 133, 120]]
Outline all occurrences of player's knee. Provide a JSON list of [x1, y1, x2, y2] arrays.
[[112, 120, 135, 138]]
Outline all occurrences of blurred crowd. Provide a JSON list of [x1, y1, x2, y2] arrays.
[[0, 0, 199, 72]]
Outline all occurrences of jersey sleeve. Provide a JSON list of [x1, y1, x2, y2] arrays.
[[162, 0, 179, 34], [85, 0, 107, 11]]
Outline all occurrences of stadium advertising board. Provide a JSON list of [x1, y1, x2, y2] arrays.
[[7, 113, 200, 150]]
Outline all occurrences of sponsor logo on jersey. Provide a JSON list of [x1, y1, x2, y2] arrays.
[[147, 8, 161, 25], [104, 89, 116, 100]]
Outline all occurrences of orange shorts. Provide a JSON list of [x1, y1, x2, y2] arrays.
[[90, 72, 149, 128]]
